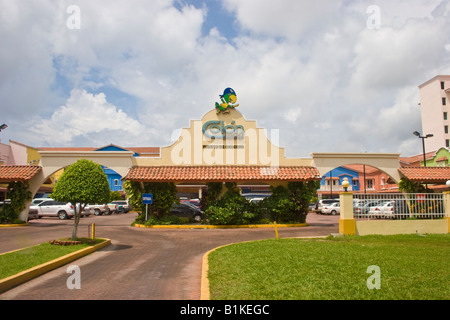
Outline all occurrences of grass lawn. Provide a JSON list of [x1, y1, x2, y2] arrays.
[[0, 238, 103, 280], [207, 234, 450, 300]]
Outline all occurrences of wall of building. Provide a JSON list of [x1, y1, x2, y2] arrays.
[[319, 166, 359, 195], [419, 75, 450, 151], [103, 167, 123, 191], [424, 147, 450, 167], [0, 141, 13, 165]]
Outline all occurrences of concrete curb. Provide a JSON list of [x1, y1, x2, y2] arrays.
[[0, 238, 111, 294]]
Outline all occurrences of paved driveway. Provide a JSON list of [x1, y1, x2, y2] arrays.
[[0, 213, 339, 300]]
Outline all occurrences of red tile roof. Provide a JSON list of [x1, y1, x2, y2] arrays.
[[399, 167, 450, 183], [125, 166, 321, 182], [0, 165, 42, 182]]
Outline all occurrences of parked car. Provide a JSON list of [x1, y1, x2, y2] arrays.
[[392, 199, 411, 219], [181, 199, 201, 208], [27, 208, 39, 221], [369, 201, 394, 218], [110, 200, 131, 213], [107, 202, 119, 214], [249, 197, 265, 204], [31, 200, 75, 220], [88, 204, 111, 215], [321, 202, 340, 215], [77, 204, 91, 217], [354, 200, 382, 217], [31, 198, 51, 205], [315, 199, 339, 214], [243, 193, 271, 202], [170, 203, 205, 222], [0, 199, 11, 207]]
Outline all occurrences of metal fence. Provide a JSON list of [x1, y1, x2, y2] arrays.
[[352, 193, 445, 220]]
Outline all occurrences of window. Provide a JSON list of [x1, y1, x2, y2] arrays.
[[441, 81, 445, 90], [447, 140, 450, 148], [114, 179, 119, 186], [445, 126, 449, 134], [444, 112, 448, 121], [443, 97, 447, 106], [366, 179, 374, 189]]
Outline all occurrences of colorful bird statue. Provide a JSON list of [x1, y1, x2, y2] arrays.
[[215, 88, 239, 114]]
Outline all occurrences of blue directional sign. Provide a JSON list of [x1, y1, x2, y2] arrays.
[[142, 193, 153, 204]]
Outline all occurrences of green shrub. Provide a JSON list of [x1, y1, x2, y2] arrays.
[[258, 186, 297, 223], [144, 215, 190, 225], [206, 183, 257, 225], [0, 181, 32, 224], [0, 203, 17, 224], [258, 181, 319, 223]]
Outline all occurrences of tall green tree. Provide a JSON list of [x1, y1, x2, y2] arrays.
[[51, 159, 110, 239]]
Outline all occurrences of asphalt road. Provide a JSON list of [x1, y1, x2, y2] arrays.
[[0, 212, 339, 300]]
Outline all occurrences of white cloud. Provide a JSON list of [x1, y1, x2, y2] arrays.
[[27, 89, 147, 146], [223, 0, 343, 40], [1, 0, 449, 158]]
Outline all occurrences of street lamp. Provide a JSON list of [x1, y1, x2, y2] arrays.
[[342, 177, 350, 192], [0, 124, 7, 132], [413, 131, 433, 167]]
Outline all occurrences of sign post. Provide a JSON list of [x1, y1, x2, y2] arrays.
[[142, 193, 153, 221]]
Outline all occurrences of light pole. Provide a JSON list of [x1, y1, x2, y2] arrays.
[[413, 131, 433, 167], [342, 177, 349, 192]]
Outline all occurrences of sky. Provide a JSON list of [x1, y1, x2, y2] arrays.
[[0, 0, 449, 158]]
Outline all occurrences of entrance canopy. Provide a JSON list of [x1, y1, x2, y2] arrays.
[[124, 165, 321, 183]]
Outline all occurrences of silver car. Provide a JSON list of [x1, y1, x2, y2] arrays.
[[31, 200, 75, 220]]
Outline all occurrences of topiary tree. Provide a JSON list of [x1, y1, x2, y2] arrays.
[[51, 159, 110, 239]]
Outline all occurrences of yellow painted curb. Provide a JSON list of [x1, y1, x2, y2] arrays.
[[200, 243, 236, 300], [134, 223, 307, 229], [0, 223, 29, 227], [0, 238, 111, 294]]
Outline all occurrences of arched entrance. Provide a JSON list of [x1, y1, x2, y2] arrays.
[[15, 151, 135, 221], [311, 152, 401, 185]]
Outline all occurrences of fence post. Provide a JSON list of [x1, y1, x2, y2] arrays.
[[339, 191, 356, 235], [443, 191, 450, 233]]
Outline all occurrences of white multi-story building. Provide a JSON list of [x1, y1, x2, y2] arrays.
[[419, 75, 450, 151]]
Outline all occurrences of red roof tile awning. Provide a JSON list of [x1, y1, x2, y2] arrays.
[[125, 166, 321, 183], [399, 167, 450, 183], [0, 165, 42, 182]]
